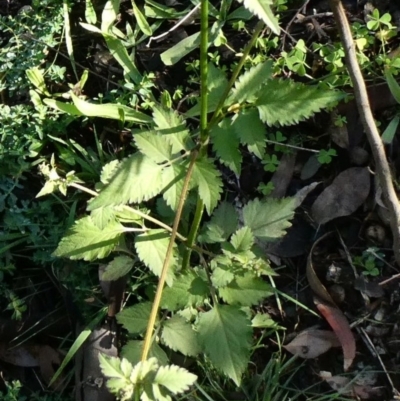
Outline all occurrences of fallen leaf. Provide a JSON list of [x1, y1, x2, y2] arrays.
[[284, 329, 341, 359], [311, 167, 370, 224]]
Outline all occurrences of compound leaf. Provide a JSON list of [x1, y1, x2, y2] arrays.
[[192, 158, 223, 215], [161, 315, 201, 356], [197, 305, 252, 386], [88, 153, 164, 210], [135, 229, 176, 286], [242, 197, 296, 241], [219, 273, 273, 306], [256, 79, 343, 126], [154, 364, 197, 394], [53, 216, 124, 261]]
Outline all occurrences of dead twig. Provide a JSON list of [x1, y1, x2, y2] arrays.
[[329, 0, 400, 267]]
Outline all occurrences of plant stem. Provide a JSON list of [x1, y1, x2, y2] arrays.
[[199, 0, 209, 146], [208, 20, 265, 131], [329, 0, 400, 266], [141, 151, 198, 361]]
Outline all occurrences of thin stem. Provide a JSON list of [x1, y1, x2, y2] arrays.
[[199, 0, 209, 146], [141, 151, 198, 361], [207, 20, 265, 132]]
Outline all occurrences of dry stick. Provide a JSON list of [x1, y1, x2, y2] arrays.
[[329, 0, 400, 267]]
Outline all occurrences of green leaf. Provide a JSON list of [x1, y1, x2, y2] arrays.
[[132, 1, 152, 35], [211, 263, 235, 288], [233, 109, 266, 158], [90, 206, 116, 230], [121, 340, 169, 366], [152, 106, 193, 153], [26, 67, 50, 96], [385, 70, 400, 104], [85, 0, 97, 24], [228, 60, 273, 104], [88, 153, 164, 210], [242, 198, 296, 241], [242, 0, 280, 34], [134, 129, 173, 163], [135, 229, 176, 286], [43, 98, 84, 116], [53, 216, 124, 260], [102, 255, 134, 281], [116, 302, 152, 334], [210, 119, 242, 175], [70, 94, 150, 122], [219, 273, 273, 306], [256, 79, 343, 126], [382, 115, 400, 144], [154, 364, 197, 394], [101, 0, 120, 32], [197, 305, 252, 385], [192, 158, 223, 215], [230, 227, 254, 252], [161, 315, 201, 356], [251, 313, 278, 328], [161, 32, 200, 66], [161, 271, 209, 311], [99, 354, 125, 379], [100, 160, 120, 185], [199, 201, 238, 243], [161, 163, 187, 211]]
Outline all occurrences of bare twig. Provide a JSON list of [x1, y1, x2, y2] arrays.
[[329, 0, 400, 266]]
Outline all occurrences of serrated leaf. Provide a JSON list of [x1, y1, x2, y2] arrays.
[[229, 60, 273, 104], [211, 265, 235, 288], [219, 273, 273, 306], [116, 302, 152, 334], [199, 201, 238, 243], [90, 206, 116, 229], [114, 206, 143, 224], [256, 79, 343, 126], [161, 271, 209, 311], [134, 130, 173, 163], [121, 340, 169, 366], [71, 94, 150, 122], [233, 109, 266, 158], [242, 197, 296, 241], [99, 354, 125, 379], [192, 158, 223, 215], [135, 229, 176, 286], [230, 227, 254, 252], [154, 364, 197, 394], [210, 119, 242, 175], [100, 160, 120, 185], [53, 216, 124, 260], [197, 305, 252, 385], [161, 315, 200, 356], [102, 255, 134, 281], [251, 312, 278, 328], [242, 0, 280, 34], [88, 153, 164, 210], [161, 163, 187, 211]]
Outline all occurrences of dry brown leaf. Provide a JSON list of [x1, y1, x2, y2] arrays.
[[284, 329, 341, 359], [311, 167, 370, 224], [0, 343, 38, 367]]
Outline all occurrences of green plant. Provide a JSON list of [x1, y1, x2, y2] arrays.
[[317, 148, 337, 165], [354, 247, 384, 277]]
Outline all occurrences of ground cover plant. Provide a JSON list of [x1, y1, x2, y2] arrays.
[[3, 0, 400, 400]]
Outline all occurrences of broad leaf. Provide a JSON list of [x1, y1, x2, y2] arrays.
[[43, 98, 84, 116], [197, 305, 252, 385], [154, 364, 197, 394], [121, 340, 169, 366], [161, 32, 200, 66], [152, 106, 193, 153], [161, 315, 201, 356], [101, 0, 120, 32], [134, 129, 173, 163], [71, 94, 150, 122], [102, 255, 134, 281], [192, 158, 223, 215], [100, 160, 120, 185], [219, 273, 273, 306], [99, 354, 125, 379], [161, 163, 187, 211], [161, 270, 209, 311], [242, 197, 296, 241], [88, 153, 164, 210], [256, 79, 343, 126], [90, 206, 116, 229], [228, 60, 273, 104], [211, 264, 235, 288], [116, 302, 152, 334], [135, 229, 176, 286], [199, 201, 238, 243], [233, 109, 266, 158], [53, 216, 124, 260], [210, 119, 242, 175], [230, 226, 254, 252], [242, 0, 280, 34]]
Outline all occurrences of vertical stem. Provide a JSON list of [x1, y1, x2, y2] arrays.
[[199, 0, 209, 146], [141, 151, 198, 362]]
